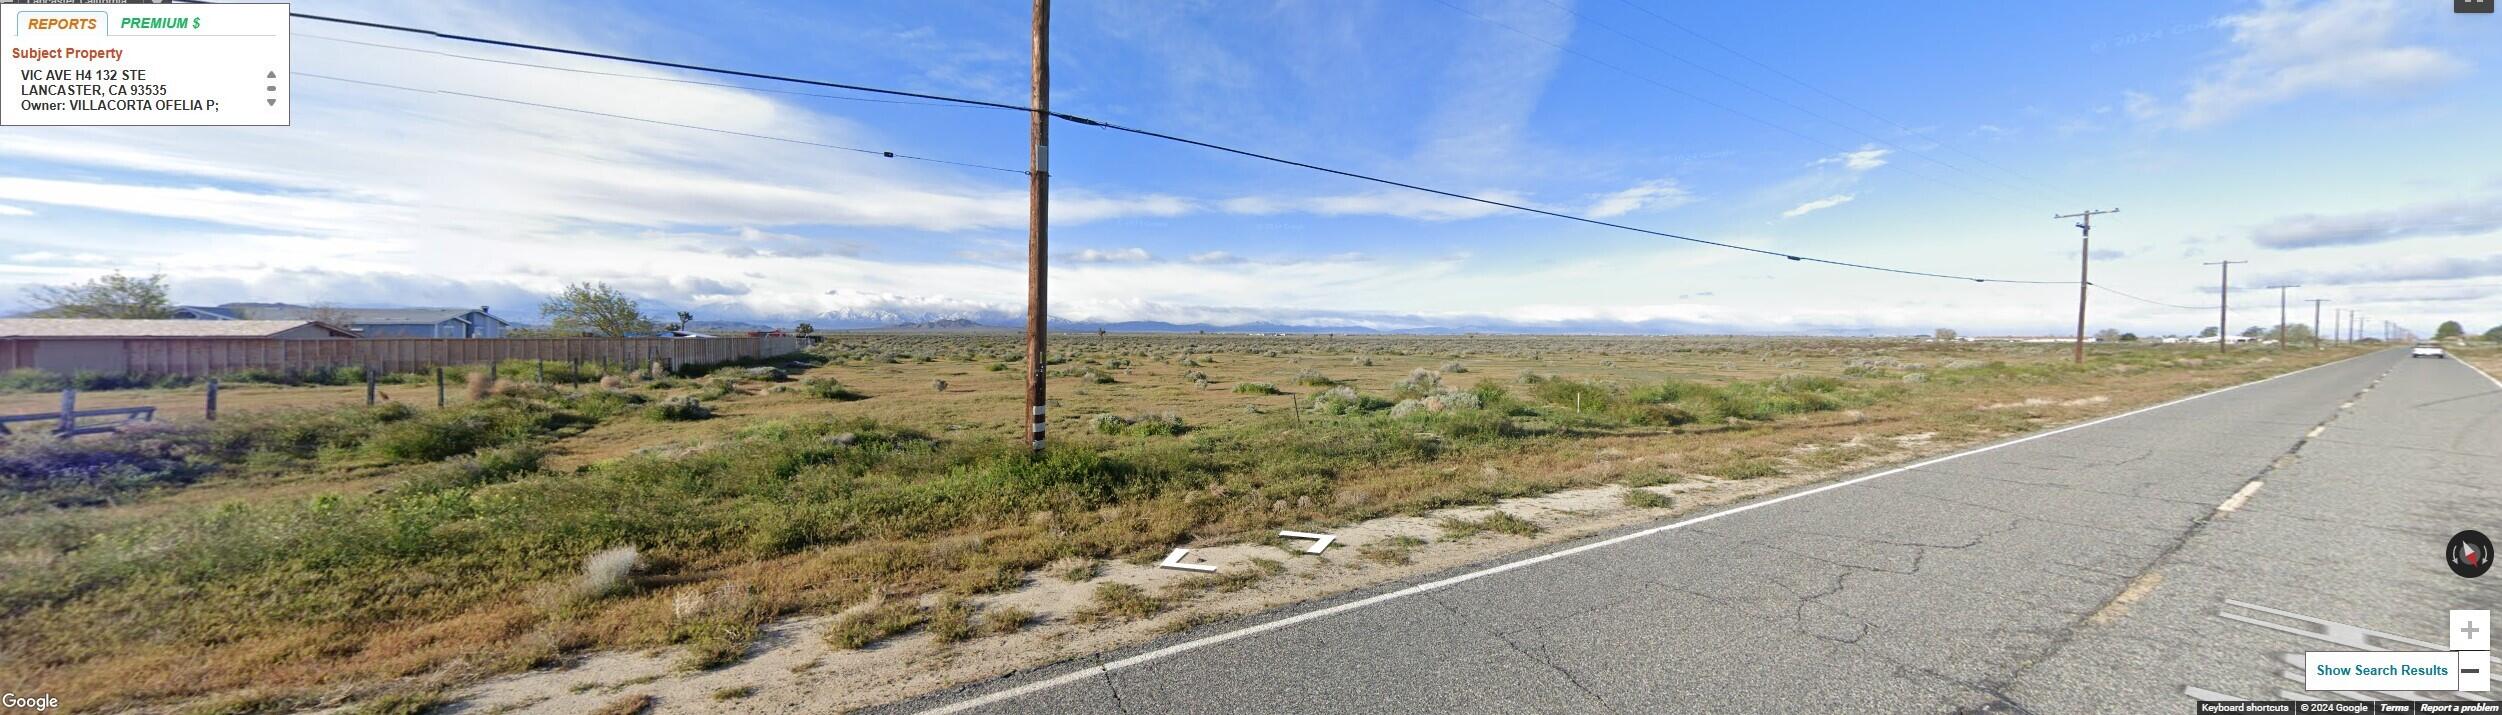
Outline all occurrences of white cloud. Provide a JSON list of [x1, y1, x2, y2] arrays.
[[1218, 191, 1513, 221], [2159, 0, 2464, 128], [0, 205, 31, 217], [1812, 145, 1892, 172], [2247, 195, 2502, 249], [1067, 248, 1155, 263], [1187, 251, 1243, 264], [1584, 179, 1695, 218], [1781, 194, 1855, 219]]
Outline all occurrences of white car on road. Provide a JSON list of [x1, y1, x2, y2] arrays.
[[2410, 343, 2446, 359]]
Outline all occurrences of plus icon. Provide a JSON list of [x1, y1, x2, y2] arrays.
[[2466, 620, 2483, 642]]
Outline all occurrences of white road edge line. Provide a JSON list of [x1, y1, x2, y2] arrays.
[[909, 351, 2383, 715]]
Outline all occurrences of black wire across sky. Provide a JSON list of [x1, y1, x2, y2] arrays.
[[188, 0, 2081, 286]]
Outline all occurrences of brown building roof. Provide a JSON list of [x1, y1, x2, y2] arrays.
[[0, 319, 359, 338]]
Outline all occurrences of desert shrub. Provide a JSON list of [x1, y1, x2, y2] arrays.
[[1090, 414, 1130, 435], [573, 546, 641, 602], [1232, 382, 1282, 395], [1081, 368, 1116, 384], [1293, 369, 1337, 387], [650, 396, 713, 421], [801, 377, 865, 401], [464, 371, 495, 401], [1441, 361, 1469, 373], [369, 403, 567, 462], [1391, 368, 1442, 398], [1074, 583, 1162, 623], [1622, 489, 1675, 509], [1308, 385, 1390, 415], [397, 444, 546, 493], [827, 599, 926, 649]]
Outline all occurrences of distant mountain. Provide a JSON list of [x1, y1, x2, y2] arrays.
[[683, 320, 779, 333], [875, 318, 1007, 332]]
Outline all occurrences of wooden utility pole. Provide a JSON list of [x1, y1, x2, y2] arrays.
[[1023, 0, 1051, 452], [2203, 260, 2245, 352], [2053, 208, 2118, 364], [2266, 284, 2298, 350], [2306, 299, 2327, 350]]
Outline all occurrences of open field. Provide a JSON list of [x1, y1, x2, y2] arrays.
[[0, 334, 2372, 713]]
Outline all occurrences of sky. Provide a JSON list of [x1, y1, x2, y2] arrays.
[[2, 0, 2497, 336]]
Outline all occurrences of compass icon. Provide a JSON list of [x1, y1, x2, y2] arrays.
[[2452, 530, 2493, 579]]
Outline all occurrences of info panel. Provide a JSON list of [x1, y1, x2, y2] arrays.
[[2, 2, 289, 126]]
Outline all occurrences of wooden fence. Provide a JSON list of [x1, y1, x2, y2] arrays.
[[0, 336, 807, 378]]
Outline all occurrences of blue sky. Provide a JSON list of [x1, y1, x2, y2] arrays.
[[2, 0, 2497, 334]]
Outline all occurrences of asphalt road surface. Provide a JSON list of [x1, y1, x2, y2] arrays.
[[884, 349, 2498, 714]]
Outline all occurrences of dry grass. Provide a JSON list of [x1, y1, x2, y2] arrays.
[[0, 334, 2370, 712]]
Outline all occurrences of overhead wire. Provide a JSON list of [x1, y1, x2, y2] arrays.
[[211, 1, 2076, 285]]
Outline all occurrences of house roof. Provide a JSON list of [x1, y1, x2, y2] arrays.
[[212, 304, 511, 326], [0, 319, 361, 338]]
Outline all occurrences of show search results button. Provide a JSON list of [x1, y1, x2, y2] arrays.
[[2305, 650, 2462, 691]]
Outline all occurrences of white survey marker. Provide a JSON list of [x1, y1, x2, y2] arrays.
[[2, 2, 291, 126], [1156, 548, 1216, 573], [1277, 530, 1337, 554]]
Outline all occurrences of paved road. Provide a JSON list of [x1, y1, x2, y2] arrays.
[[886, 350, 2498, 714]]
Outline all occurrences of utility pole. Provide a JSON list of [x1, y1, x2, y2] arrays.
[[2203, 260, 2245, 352], [2054, 208, 2118, 364], [2332, 308, 2343, 344], [2306, 299, 2326, 350], [2266, 284, 2298, 350], [1022, 0, 1050, 452]]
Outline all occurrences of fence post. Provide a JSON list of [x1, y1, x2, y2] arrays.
[[367, 367, 378, 406], [59, 387, 74, 435], [534, 360, 544, 385], [206, 378, 219, 421], [436, 367, 447, 408]]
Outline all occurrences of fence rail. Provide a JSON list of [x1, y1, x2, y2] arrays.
[[0, 336, 806, 378]]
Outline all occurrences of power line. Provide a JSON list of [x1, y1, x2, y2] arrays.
[[1056, 113, 2069, 284], [1529, 0, 2062, 206], [215, 0, 2073, 285], [1606, 0, 2077, 203], [2088, 282, 2213, 311], [294, 73, 1027, 174]]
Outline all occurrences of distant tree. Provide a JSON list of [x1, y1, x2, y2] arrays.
[[23, 271, 175, 319], [2118, 333, 2139, 342], [2484, 325, 2502, 342], [2240, 325, 2264, 338], [2094, 328, 2122, 342], [305, 303, 355, 326], [2198, 326, 2220, 338], [540, 282, 652, 337], [1933, 328, 1958, 342], [2434, 321, 2464, 340], [794, 322, 815, 336], [2266, 324, 2316, 343]]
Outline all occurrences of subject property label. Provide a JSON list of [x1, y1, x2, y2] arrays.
[[1, 2, 289, 126]]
